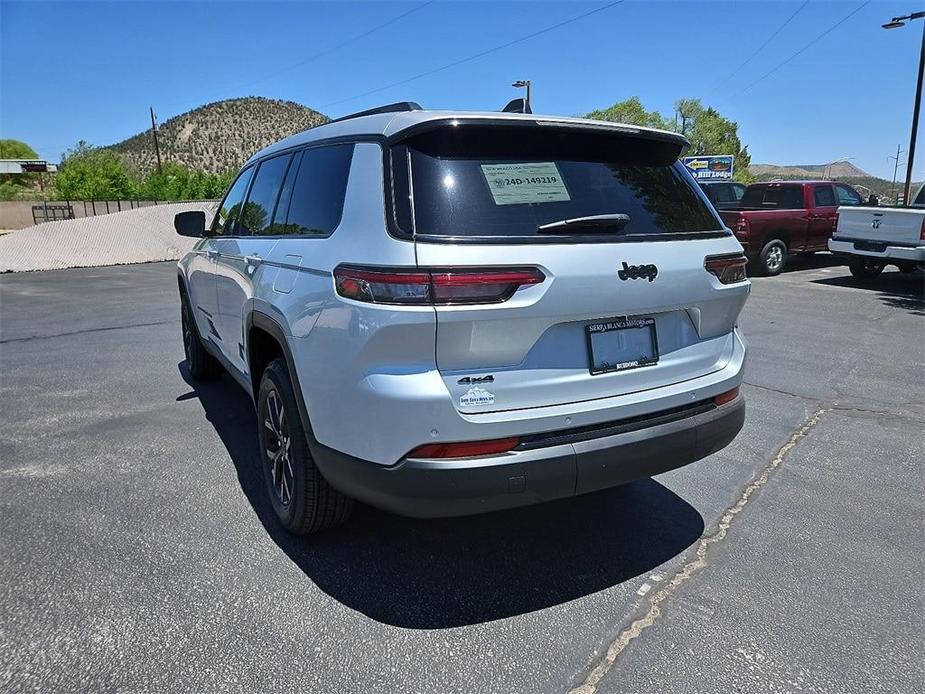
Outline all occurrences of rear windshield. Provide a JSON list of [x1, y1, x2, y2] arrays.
[[393, 125, 722, 241], [740, 185, 803, 210]]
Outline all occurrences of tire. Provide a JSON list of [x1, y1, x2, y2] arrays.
[[257, 358, 353, 534], [180, 293, 223, 380], [848, 257, 885, 279], [757, 239, 788, 276]]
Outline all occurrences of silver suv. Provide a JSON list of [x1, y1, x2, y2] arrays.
[[175, 102, 749, 534]]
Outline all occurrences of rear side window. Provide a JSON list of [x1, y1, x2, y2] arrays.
[[711, 184, 734, 203], [814, 185, 836, 207], [741, 185, 803, 210], [394, 126, 721, 240], [240, 153, 292, 235], [212, 167, 254, 236], [731, 182, 746, 200], [277, 144, 354, 236]]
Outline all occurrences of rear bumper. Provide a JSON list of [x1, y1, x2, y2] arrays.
[[312, 395, 745, 518], [829, 238, 925, 263]]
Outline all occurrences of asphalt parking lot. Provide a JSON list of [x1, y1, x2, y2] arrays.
[[1, 257, 923, 693]]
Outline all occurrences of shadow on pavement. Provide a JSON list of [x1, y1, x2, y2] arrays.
[[811, 269, 924, 316], [778, 252, 844, 274], [179, 364, 705, 629]]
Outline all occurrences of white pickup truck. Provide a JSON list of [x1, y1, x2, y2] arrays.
[[829, 186, 925, 278]]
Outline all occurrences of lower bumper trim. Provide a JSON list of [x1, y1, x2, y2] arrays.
[[311, 396, 745, 518]]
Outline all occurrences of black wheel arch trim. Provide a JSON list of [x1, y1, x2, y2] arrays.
[[245, 311, 315, 443]]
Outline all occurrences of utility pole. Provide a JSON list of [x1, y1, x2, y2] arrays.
[[150, 106, 163, 174], [888, 144, 905, 204], [883, 11, 925, 206]]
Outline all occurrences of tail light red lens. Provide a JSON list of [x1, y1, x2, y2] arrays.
[[920, 219, 925, 241], [714, 386, 740, 406], [705, 254, 748, 284], [406, 437, 520, 459], [734, 217, 749, 235], [334, 266, 544, 305]]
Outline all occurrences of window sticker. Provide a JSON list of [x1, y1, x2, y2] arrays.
[[480, 162, 570, 205]]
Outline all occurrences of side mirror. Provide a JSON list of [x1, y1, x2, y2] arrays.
[[174, 210, 206, 237], [867, 194, 879, 207]]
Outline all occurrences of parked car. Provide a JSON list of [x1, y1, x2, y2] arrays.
[[828, 184, 925, 278], [174, 103, 749, 534], [699, 180, 746, 209], [719, 180, 865, 275]]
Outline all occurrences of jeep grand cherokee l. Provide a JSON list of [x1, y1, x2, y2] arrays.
[[174, 103, 749, 534]]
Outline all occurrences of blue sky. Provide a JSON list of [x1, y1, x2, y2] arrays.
[[1, 0, 920, 179]]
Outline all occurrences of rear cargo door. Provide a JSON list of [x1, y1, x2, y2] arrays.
[[396, 123, 750, 414]]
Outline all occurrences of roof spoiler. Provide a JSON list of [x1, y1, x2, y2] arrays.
[[501, 98, 532, 114]]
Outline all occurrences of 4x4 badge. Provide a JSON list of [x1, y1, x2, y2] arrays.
[[618, 262, 658, 282]]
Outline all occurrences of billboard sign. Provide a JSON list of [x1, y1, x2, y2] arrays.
[[682, 155, 734, 180]]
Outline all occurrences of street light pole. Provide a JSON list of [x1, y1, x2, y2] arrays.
[[883, 11, 925, 205], [512, 80, 531, 113]]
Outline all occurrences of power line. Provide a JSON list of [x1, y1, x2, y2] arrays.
[[220, 1, 436, 95], [731, 1, 871, 98], [321, 1, 625, 109], [718, 0, 809, 87]]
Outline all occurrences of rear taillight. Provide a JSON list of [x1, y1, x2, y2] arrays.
[[713, 386, 740, 406], [334, 266, 545, 305], [406, 437, 520, 459], [734, 217, 750, 235], [920, 219, 925, 241], [705, 254, 748, 284]]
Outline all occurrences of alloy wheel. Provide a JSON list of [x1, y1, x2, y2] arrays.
[[264, 389, 294, 506], [766, 246, 784, 272]]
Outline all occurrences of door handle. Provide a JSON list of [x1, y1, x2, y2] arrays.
[[245, 255, 263, 267]]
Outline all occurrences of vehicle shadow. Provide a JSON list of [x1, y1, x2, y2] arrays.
[[778, 252, 844, 274], [178, 364, 705, 629], [811, 269, 924, 316]]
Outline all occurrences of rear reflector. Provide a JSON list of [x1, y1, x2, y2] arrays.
[[713, 386, 740, 406], [406, 437, 520, 459], [334, 266, 544, 305], [705, 254, 748, 284]]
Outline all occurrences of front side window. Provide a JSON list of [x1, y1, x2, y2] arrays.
[[211, 167, 254, 236], [396, 126, 721, 240], [814, 185, 836, 207], [835, 184, 862, 206], [241, 154, 293, 235], [277, 144, 354, 236]]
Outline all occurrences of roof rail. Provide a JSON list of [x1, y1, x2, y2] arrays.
[[328, 101, 423, 124]]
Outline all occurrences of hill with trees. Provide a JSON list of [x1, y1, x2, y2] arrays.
[[749, 162, 912, 205], [110, 97, 329, 175]]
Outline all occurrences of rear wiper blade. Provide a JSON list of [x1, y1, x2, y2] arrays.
[[537, 213, 631, 234]]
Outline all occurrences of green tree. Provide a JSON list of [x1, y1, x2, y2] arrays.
[[53, 141, 136, 199], [587, 97, 668, 129], [0, 139, 42, 199], [587, 97, 753, 183], [0, 139, 39, 159]]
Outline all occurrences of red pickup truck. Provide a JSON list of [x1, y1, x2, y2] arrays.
[[718, 180, 865, 275]]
